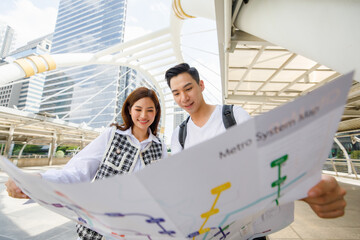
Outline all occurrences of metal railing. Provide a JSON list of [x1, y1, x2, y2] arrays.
[[323, 158, 360, 179]]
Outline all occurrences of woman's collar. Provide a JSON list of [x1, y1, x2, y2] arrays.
[[118, 127, 160, 143], [147, 129, 160, 143]]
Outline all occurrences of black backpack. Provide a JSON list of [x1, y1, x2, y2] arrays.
[[178, 105, 237, 149]]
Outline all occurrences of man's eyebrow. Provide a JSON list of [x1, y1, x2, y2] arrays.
[[171, 82, 193, 93], [183, 83, 193, 88]]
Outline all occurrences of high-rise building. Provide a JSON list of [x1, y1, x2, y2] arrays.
[[0, 35, 52, 112], [40, 0, 128, 128], [0, 22, 15, 60]]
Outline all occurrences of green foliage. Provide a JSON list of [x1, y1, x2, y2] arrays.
[[55, 150, 65, 158], [350, 150, 360, 159], [12, 144, 23, 155], [56, 145, 78, 153], [12, 144, 45, 155], [336, 150, 345, 159]]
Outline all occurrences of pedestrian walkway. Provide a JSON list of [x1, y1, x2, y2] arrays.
[[0, 166, 359, 240], [269, 176, 360, 240], [0, 165, 77, 240]]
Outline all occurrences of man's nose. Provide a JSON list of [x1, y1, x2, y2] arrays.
[[181, 92, 189, 102]]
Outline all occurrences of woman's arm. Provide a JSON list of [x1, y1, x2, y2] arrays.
[[41, 127, 114, 183], [5, 174, 40, 199]]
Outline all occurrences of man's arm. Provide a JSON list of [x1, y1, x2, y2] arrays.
[[302, 174, 346, 218]]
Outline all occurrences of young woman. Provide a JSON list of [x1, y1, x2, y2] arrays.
[[5, 87, 167, 240]]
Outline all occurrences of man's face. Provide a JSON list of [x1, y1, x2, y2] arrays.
[[170, 72, 204, 114]]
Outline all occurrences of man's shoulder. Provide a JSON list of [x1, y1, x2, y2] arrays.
[[231, 105, 251, 124]]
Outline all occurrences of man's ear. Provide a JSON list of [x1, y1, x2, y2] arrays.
[[199, 80, 205, 92]]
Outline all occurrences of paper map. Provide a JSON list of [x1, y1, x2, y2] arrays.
[[0, 72, 354, 240]]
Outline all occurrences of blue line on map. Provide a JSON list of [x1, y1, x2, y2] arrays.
[[218, 172, 306, 227]]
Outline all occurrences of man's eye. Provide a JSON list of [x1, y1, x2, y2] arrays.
[[173, 93, 179, 96], [186, 87, 192, 91]]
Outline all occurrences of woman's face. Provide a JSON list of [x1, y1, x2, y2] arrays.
[[129, 97, 156, 133]]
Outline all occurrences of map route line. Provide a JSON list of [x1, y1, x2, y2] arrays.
[[198, 171, 306, 240], [218, 171, 306, 228]]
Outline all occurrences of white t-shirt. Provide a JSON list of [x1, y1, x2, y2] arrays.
[[42, 127, 167, 183], [171, 105, 250, 154]]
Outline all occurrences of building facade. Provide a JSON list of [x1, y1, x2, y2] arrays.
[[173, 104, 187, 129], [0, 21, 15, 60], [8, 35, 52, 112], [0, 35, 51, 112], [40, 0, 128, 128]]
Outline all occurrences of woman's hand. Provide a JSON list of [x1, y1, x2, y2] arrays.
[[5, 178, 30, 199]]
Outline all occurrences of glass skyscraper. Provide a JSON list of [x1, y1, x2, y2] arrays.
[[40, 0, 128, 128], [6, 35, 52, 112], [0, 21, 15, 60]]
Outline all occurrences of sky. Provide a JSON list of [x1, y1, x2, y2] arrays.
[[0, 0, 221, 143], [0, 0, 171, 48], [0, 0, 58, 47]]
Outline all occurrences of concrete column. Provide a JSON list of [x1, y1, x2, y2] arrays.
[[81, 134, 85, 150], [8, 143, 15, 158], [18, 143, 28, 160], [48, 132, 57, 166], [13, 142, 28, 166], [0, 143, 4, 155], [4, 126, 14, 159]]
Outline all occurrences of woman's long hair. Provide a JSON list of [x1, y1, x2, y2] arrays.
[[114, 87, 161, 135]]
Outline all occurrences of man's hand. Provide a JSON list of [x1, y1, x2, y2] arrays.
[[5, 178, 29, 199], [302, 175, 346, 218]]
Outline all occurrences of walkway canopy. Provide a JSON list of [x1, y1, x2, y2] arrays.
[[0, 106, 100, 157]]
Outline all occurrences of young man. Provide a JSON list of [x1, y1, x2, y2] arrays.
[[165, 63, 346, 237]]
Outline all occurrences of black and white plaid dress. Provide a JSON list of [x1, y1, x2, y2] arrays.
[[77, 128, 163, 240]]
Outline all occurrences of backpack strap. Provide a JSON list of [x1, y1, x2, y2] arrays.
[[178, 105, 237, 149], [178, 116, 190, 149], [222, 105, 237, 129]]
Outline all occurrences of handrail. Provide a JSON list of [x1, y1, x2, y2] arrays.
[[324, 158, 359, 179]]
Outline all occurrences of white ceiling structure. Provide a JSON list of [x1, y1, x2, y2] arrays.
[[0, 0, 360, 157], [210, 0, 360, 133]]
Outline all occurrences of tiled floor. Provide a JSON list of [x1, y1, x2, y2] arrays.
[[0, 165, 77, 240], [0, 166, 359, 240]]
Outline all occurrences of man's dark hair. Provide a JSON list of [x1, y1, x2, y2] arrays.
[[165, 63, 200, 88]]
